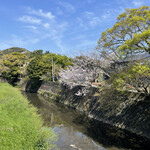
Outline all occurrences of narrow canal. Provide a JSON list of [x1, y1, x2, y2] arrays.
[[24, 92, 150, 150]]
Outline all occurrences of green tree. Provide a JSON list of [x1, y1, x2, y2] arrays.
[[0, 52, 27, 84], [29, 49, 43, 58], [27, 53, 72, 81], [97, 6, 150, 61], [112, 62, 150, 95], [27, 56, 48, 79], [43, 53, 72, 80], [43, 53, 72, 68]]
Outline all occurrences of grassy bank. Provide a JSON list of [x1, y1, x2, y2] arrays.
[[0, 83, 57, 150]]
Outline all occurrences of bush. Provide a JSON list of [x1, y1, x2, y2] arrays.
[[111, 62, 150, 95]]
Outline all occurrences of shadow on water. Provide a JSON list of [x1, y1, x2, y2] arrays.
[[23, 92, 150, 150], [74, 117, 150, 150]]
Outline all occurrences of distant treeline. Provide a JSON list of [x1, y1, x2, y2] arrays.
[[0, 47, 72, 85]]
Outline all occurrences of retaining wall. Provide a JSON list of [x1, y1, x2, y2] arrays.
[[21, 79, 150, 139]]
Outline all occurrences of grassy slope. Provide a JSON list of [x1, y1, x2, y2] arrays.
[[0, 83, 56, 150]]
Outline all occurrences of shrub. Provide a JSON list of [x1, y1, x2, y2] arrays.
[[111, 63, 150, 95]]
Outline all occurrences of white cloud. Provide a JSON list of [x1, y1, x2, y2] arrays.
[[101, 10, 111, 19], [77, 39, 96, 50], [27, 7, 55, 20], [56, 7, 63, 15], [132, 0, 144, 7], [25, 25, 37, 30], [100, 7, 125, 22], [77, 11, 101, 29], [89, 17, 101, 26], [19, 15, 41, 24], [24, 25, 39, 33], [85, 11, 94, 16], [43, 23, 50, 29], [41, 22, 68, 50], [59, 1, 75, 13], [17, 7, 68, 52]]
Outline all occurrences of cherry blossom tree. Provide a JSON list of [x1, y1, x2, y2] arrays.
[[59, 55, 108, 85]]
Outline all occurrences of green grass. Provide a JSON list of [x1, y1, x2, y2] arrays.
[[0, 83, 57, 150]]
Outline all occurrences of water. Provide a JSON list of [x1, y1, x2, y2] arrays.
[[24, 92, 150, 150]]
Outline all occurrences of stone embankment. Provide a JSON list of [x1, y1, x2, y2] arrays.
[[21, 79, 150, 139]]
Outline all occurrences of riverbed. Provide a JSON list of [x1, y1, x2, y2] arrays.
[[24, 92, 150, 150]]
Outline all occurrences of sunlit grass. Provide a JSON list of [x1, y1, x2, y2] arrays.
[[0, 83, 57, 150]]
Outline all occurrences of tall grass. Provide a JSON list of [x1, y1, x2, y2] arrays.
[[0, 83, 57, 150]]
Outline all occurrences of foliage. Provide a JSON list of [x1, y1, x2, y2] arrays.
[[0, 48, 72, 83], [27, 51, 72, 80], [112, 62, 150, 95], [0, 51, 3, 58], [0, 47, 30, 58], [0, 83, 57, 150], [27, 56, 48, 79], [29, 50, 44, 58], [43, 53, 72, 69], [97, 6, 150, 62], [0, 52, 28, 84]]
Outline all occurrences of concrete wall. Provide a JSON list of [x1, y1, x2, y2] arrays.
[[22, 79, 150, 139]]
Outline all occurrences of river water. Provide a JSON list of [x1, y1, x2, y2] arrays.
[[24, 92, 150, 150]]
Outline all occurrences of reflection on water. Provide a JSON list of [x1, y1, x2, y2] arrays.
[[23, 92, 150, 150]]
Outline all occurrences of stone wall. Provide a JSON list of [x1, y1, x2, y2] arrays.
[[21, 79, 150, 139]]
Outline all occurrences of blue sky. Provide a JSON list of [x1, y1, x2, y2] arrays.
[[0, 0, 150, 56]]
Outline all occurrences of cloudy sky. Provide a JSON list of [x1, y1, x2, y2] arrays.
[[0, 0, 149, 55]]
